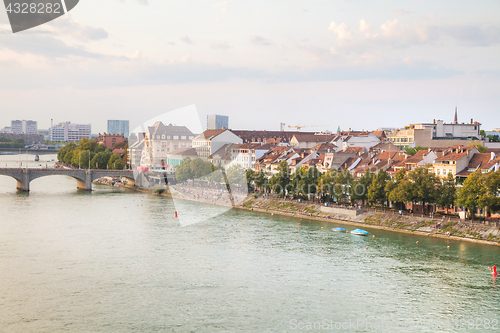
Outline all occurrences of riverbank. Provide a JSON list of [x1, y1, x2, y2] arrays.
[[100, 179, 500, 247], [236, 195, 500, 247]]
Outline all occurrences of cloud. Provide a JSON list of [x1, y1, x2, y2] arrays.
[[214, 1, 232, 6], [328, 21, 353, 41], [250, 35, 272, 46], [331, 18, 500, 51], [0, 50, 463, 91], [0, 34, 105, 59], [208, 40, 230, 51], [359, 19, 370, 33], [393, 9, 411, 16], [117, 0, 148, 5], [295, 42, 330, 61], [439, 25, 500, 47], [214, 0, 231, 11], [180, 35, 193, 44], [52, 18, 108, 41]]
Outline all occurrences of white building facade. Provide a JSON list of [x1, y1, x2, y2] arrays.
[[49, 122, 91, 142], [141, 122, 195, 168]]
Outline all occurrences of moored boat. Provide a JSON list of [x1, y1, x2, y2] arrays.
[[350, 228, 369, 236], [332, 227, 346, 232]]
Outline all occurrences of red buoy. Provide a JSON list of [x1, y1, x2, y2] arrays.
[[492, 266, 498, 277], [175, 211, 178, 218]]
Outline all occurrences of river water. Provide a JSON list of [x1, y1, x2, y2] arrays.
[[0, 154, 499, 332]]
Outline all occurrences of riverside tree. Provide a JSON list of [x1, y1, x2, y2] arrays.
[[91, 150, 113, 169], [254, 169, 269, 193], [437, 172, 457, 211], [317, 169, 336, 202], [191, 158, 213, 179], [270, 161, 291, 197], [480, 170, 500, 215], [108, 154, 125, 169], [332, 169, 353, 203], [57, 139, 109, 168], [245, 168, 256, 191], [296, 166, 320, 200], [351, 170, 373, 206], [368, 169, 390, 206], [456, 170, 486, 220], [386, 168, 407, 210], [406, 167, 440, 212], [225, 164, 247, 186], [175, 157, 194, 182]]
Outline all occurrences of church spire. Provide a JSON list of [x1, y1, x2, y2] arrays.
[[454, 106, 458, 124]]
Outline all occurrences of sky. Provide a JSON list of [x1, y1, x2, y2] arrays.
[[0, 0, 499, 134]]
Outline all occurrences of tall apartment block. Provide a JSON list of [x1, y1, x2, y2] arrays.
[[49, 122, 91, 142], [11, 120, 37, 134]]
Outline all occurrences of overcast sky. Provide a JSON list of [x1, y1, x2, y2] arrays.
[[1, 0, 499, 133]]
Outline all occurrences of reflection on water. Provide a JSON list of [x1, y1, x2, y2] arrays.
[[0, 155, 499, 332]]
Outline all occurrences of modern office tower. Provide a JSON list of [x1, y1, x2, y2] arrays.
[[207, 114, 228, 130], [107, 120, 130, 138]]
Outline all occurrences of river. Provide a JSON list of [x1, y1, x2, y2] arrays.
[[0, 154, 499, 332]]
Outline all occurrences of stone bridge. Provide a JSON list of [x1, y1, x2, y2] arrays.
[[0, 168, 136, 191]]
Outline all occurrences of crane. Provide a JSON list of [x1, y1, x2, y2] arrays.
[[288, 124, 325, 131]]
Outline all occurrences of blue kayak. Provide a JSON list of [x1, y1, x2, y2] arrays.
[[332, 227, 346, 232], [350, 228, 369, 236]]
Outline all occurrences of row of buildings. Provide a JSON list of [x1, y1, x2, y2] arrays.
[[127, 110, 500, 181], [48, 120, 129, 142], [0, 119, 130, 145]]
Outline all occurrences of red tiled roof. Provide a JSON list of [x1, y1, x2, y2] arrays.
[[343, 147, 365, 153], [196, 129, 226, 139], [435, 152, 468, 162], [292, 133, 335, 142]]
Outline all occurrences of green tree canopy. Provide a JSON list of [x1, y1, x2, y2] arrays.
[[456, 170, 486, 220], [190, 158, 213, 179], [351, 170, 373, 205], [368, 169, 390, 206], [479, 170, 500, 214], [271, 161, 291, 196], [108, 154, 125, 169], [438, 172, 457, 209], [468, 141, 488, 153], [175, 157, 194, 182], [226, 164, 247, 186], [91, 151, 112, 169], [386, 168, 408, 210], [407, 167, 440, 206]]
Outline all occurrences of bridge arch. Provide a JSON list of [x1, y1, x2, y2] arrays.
[[0, 169, 136, 191]]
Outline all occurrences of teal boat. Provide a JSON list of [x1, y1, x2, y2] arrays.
[[332, 227, 346, 232], [350, 228, 368, 236]]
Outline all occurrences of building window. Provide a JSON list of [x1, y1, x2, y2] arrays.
[[437, 169, 440, 175], [162, 134, 165, 139], [157, 135, 160, 139]]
